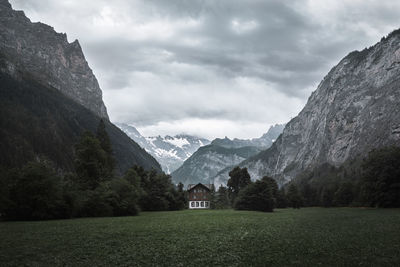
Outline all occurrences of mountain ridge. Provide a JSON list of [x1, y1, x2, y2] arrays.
[[213, 29, 400, 187], [117, 123, 210, 173], [0, 0, 108, 118], [0, 0, 161, 173], [171, 124, 284, 185]]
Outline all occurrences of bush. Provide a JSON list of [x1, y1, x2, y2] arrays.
[[4, 161, 68, 220], [234, 177, 277, 212]]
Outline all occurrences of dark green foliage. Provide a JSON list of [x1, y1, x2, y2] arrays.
[[74, 131, 110, 190], [275, 188, 288, 208], [0, 71, 161, 174], [2, 160, 67, 220], [361, 146, 400, 207], [227, 166, 251, 203], [234, 176, 278, 212], [291, 146, 400, 208], [139, 170, 184, 211], [286, 183, 302, 209], [96, 119, 115, 177], [104, 178, 140, 216], [214, 185, 231, 209], [333, 182, 354, 206]]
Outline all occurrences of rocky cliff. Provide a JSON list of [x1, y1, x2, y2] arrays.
[[171, 145, 261, 186], [172, 125, 284, 186], [0, 0, 108, 118], [214, 29, 400, 186], [211, 124, 285, 149]]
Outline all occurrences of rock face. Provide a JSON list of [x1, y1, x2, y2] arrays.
[[0, 0, 161, 174], [171, 125, 284, 186], [214, 30, 400, 186], [211, 124, 285, 149], [171, 145, 262, 186], [117, 123, 210, 173], [0, 0, 108, 118]]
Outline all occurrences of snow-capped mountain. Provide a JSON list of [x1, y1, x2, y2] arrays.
[[116, 123, 210, 173], [171, 124, 285, 186]]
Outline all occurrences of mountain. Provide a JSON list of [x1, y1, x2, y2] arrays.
[[171, 145, 262, 185], [117, 123, 210, 173], [214, 29, 400, 187], [211, 124, 285, 148], [0, 0, 161, 173], [171, 125, 284, 185], [0, 0, 107, 118]]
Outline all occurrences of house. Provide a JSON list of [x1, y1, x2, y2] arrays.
[[187, 183, 214, 209]]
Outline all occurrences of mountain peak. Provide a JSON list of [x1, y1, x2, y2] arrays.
[[0, 3, 108, 118], [214, 28, 400, 186]]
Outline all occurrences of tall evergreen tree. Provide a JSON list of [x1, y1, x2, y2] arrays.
[[234, 178, 275, 212], [287, 183, 302, 209], [96, 119, 115, 177], [74, 131, 109, 190], [227, 166, 251, 204]]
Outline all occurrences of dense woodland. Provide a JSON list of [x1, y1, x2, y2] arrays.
[[210, 146, 400, 212], [1, 139, 399, 220], [0, 120, 185, 220]]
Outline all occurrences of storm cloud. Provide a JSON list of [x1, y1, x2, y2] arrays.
[[10, 0, 400, 139]]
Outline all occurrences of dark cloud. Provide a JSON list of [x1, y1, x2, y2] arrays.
[[10, 0, 400, 139]]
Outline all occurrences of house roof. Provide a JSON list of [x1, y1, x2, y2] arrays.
[[187, 183, 214, 191]]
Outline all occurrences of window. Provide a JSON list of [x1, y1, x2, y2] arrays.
[[191, 202, 194, 207], [205, 202, 209, 207], [201, 201, 204, 207], [194, 195, 197, 199], [196, 202, 199, 207]]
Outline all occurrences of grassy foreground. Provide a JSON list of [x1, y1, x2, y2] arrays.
[[1, 208, 399, 266]]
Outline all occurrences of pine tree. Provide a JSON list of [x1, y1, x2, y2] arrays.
[[96, 119, 115, 177], [227, 166, 251, 204], [287, 183, 302, 209], [74, 131, 109, 190]]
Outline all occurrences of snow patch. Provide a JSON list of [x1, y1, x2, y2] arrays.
[[165, 137, 190, 148]]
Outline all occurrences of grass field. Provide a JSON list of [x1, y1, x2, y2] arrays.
[[1, 208, 399, 266]]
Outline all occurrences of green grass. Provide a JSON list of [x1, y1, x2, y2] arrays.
[[1, 208, 399, 266]]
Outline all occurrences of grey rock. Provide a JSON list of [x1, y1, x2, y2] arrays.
[[0, 0, 108, 118], [214, 30, 400, 187], [171, 125, 284, 186], [117, 123, 210, 173]]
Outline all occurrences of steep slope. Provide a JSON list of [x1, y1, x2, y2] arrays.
[[117, 123, 210, 173], [0, 0, 107, 118], [211, 124, 285, 149], [0, 0, 161, 173], [171, 145, 261, 185], [0, 71, 161, 173], [214, 29, 400, 186], [171, 125, 285, 185]]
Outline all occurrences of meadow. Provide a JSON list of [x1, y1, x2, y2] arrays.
[[1, 208, 399, 266]]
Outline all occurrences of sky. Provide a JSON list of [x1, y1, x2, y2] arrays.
[[10, 0, 400, 140]]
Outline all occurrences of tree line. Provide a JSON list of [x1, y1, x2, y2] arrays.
[[0, 119, 186, 220], [210, 146, 400, 212]]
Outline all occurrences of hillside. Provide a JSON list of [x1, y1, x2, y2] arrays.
[[0, 0, 161, 173], [0, 71, 161, 173], [117, 123, 210, 173], [171, 124, 284, 185], [171, 144, 262, 185], [214, 29, 400, 186]]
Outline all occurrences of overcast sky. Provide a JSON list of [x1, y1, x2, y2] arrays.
[[10, 0, 400, 139]]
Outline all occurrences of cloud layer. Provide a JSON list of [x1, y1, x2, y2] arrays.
[[10, 0, 400, 139]]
